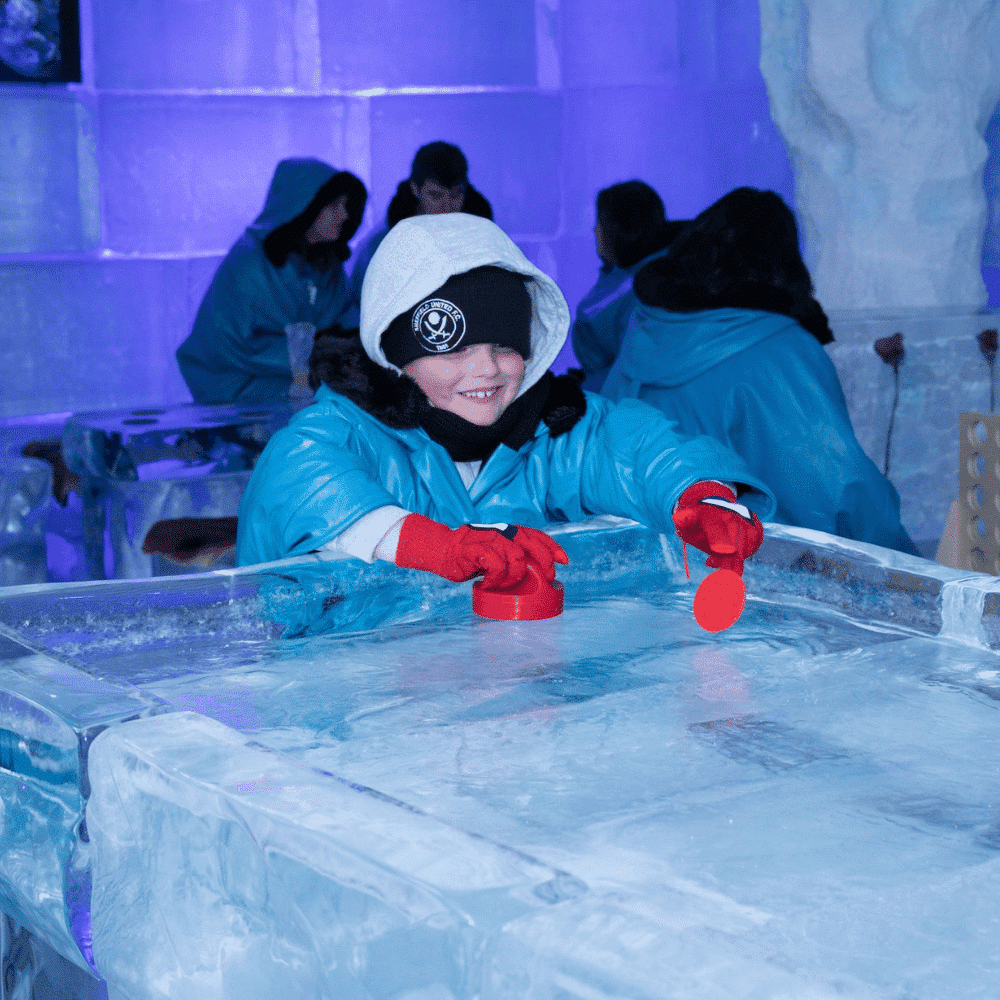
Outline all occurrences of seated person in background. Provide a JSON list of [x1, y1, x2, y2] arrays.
[[176, 158, 367, 404], [571, 181, 687, 391], [348, 141, 493, 306], [236, 213, 776, 590], [601, 187, 919, 556]]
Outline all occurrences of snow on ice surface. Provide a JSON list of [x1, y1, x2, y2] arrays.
[[3, 521, 1000, 997]]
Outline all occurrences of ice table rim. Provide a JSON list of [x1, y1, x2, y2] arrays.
[[0, 516, 997, 648]]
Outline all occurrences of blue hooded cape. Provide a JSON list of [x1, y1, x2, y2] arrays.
[[176, 158, 359, 404], [570, 248, 669, 392], [602, 305, 919, 555]]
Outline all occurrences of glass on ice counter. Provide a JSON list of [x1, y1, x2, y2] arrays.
[[1, 518, 999, 999]]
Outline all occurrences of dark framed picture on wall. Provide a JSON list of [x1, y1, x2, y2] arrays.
[[0, 0, 81, 83]]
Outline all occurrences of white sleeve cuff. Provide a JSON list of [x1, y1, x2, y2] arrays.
[[318, 505, 410, 563]]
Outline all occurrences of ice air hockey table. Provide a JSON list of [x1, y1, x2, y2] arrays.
[[0, 517, 998, 1000]]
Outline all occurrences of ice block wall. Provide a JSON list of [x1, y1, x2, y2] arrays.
[[984, 102, 1000, 299], [1, 0, 794, 417]]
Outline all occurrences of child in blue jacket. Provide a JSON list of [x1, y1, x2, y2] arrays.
[[237, 214, 774, 588]]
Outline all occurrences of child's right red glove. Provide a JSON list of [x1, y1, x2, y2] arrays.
[[672, 481, 763, 576], [395, 513, 569, 589]]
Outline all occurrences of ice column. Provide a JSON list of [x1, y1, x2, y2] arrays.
[[759, 0, 1000, 311]]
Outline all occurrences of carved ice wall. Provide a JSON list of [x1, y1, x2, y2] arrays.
[[760, 0, 1000, 312]]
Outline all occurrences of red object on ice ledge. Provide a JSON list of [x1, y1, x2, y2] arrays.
[[473, 559, 564, 621], [693, 568, 747, 632]]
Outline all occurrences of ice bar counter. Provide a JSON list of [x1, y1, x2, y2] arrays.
[[1, 518, 999, 999]]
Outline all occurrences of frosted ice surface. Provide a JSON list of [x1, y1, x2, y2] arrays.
[[4, 521, 1000, 996], [0, 632, 161, 977], [65, 529, 1000, 998], [318, 0, 537, 89], [92, 0, 308, 90], [0, 95, 98, 254], [0, 257, 216, 418], [98, 95, 365, 255]]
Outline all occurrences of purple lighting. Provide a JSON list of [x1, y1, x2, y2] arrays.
[[1, 0, 799, 416]]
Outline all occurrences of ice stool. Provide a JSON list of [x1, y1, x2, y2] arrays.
[[0, 411, 91, 584]]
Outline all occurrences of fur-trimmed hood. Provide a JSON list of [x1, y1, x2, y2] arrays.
[[248, 158, 367, 267], [633, 187, 833, 346], [360, 214, 571, 399]]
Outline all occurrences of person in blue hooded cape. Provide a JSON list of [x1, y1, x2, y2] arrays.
[[347, 142, 493, 311], [236, 214, 775, 592], [176, 158, 367, 404], [602, 187, 919, 556], [571, 181, 687, 391]]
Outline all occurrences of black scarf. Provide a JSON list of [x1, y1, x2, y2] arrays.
[[419, 374, 551, 462]]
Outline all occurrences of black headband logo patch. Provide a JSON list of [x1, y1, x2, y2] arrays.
[[412, 298, 466, 353]]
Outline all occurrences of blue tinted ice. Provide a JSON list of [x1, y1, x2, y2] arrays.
[[1, 520, 999, 997], [0, 94, 98, 255], [62, 401, 290, 579], [0, 631, 162, 977], [0, 456, 50, 586]]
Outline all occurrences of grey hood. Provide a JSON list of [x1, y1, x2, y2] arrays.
[[360, 214, 570, 398]]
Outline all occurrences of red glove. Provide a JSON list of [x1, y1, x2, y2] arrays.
[[395, 514, 569, 589], [672, 481, 763, 576]]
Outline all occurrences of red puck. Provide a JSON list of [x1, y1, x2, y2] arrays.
[[473, 559, 564, 621], [693, 569, 747, 632]]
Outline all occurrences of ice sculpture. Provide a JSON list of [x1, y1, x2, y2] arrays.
[[759, 0, 1000, 310]]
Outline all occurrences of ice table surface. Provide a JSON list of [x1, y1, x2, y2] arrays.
[[1, 520, 999, 998], [61, 400, 293, 481]]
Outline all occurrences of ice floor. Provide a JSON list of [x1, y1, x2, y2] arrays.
[[0, 520, 998, 998]]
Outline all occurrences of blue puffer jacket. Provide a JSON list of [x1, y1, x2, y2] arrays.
[[177, 159, 359, 404], [236, 383, 776, 566], [602, 305, 919, 555], [570, 248, 669, 392]]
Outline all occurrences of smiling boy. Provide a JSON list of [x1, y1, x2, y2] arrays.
[[236, 214, 772, 588]]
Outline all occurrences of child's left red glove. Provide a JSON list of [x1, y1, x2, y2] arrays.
[[672, 481, 763, 576]]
